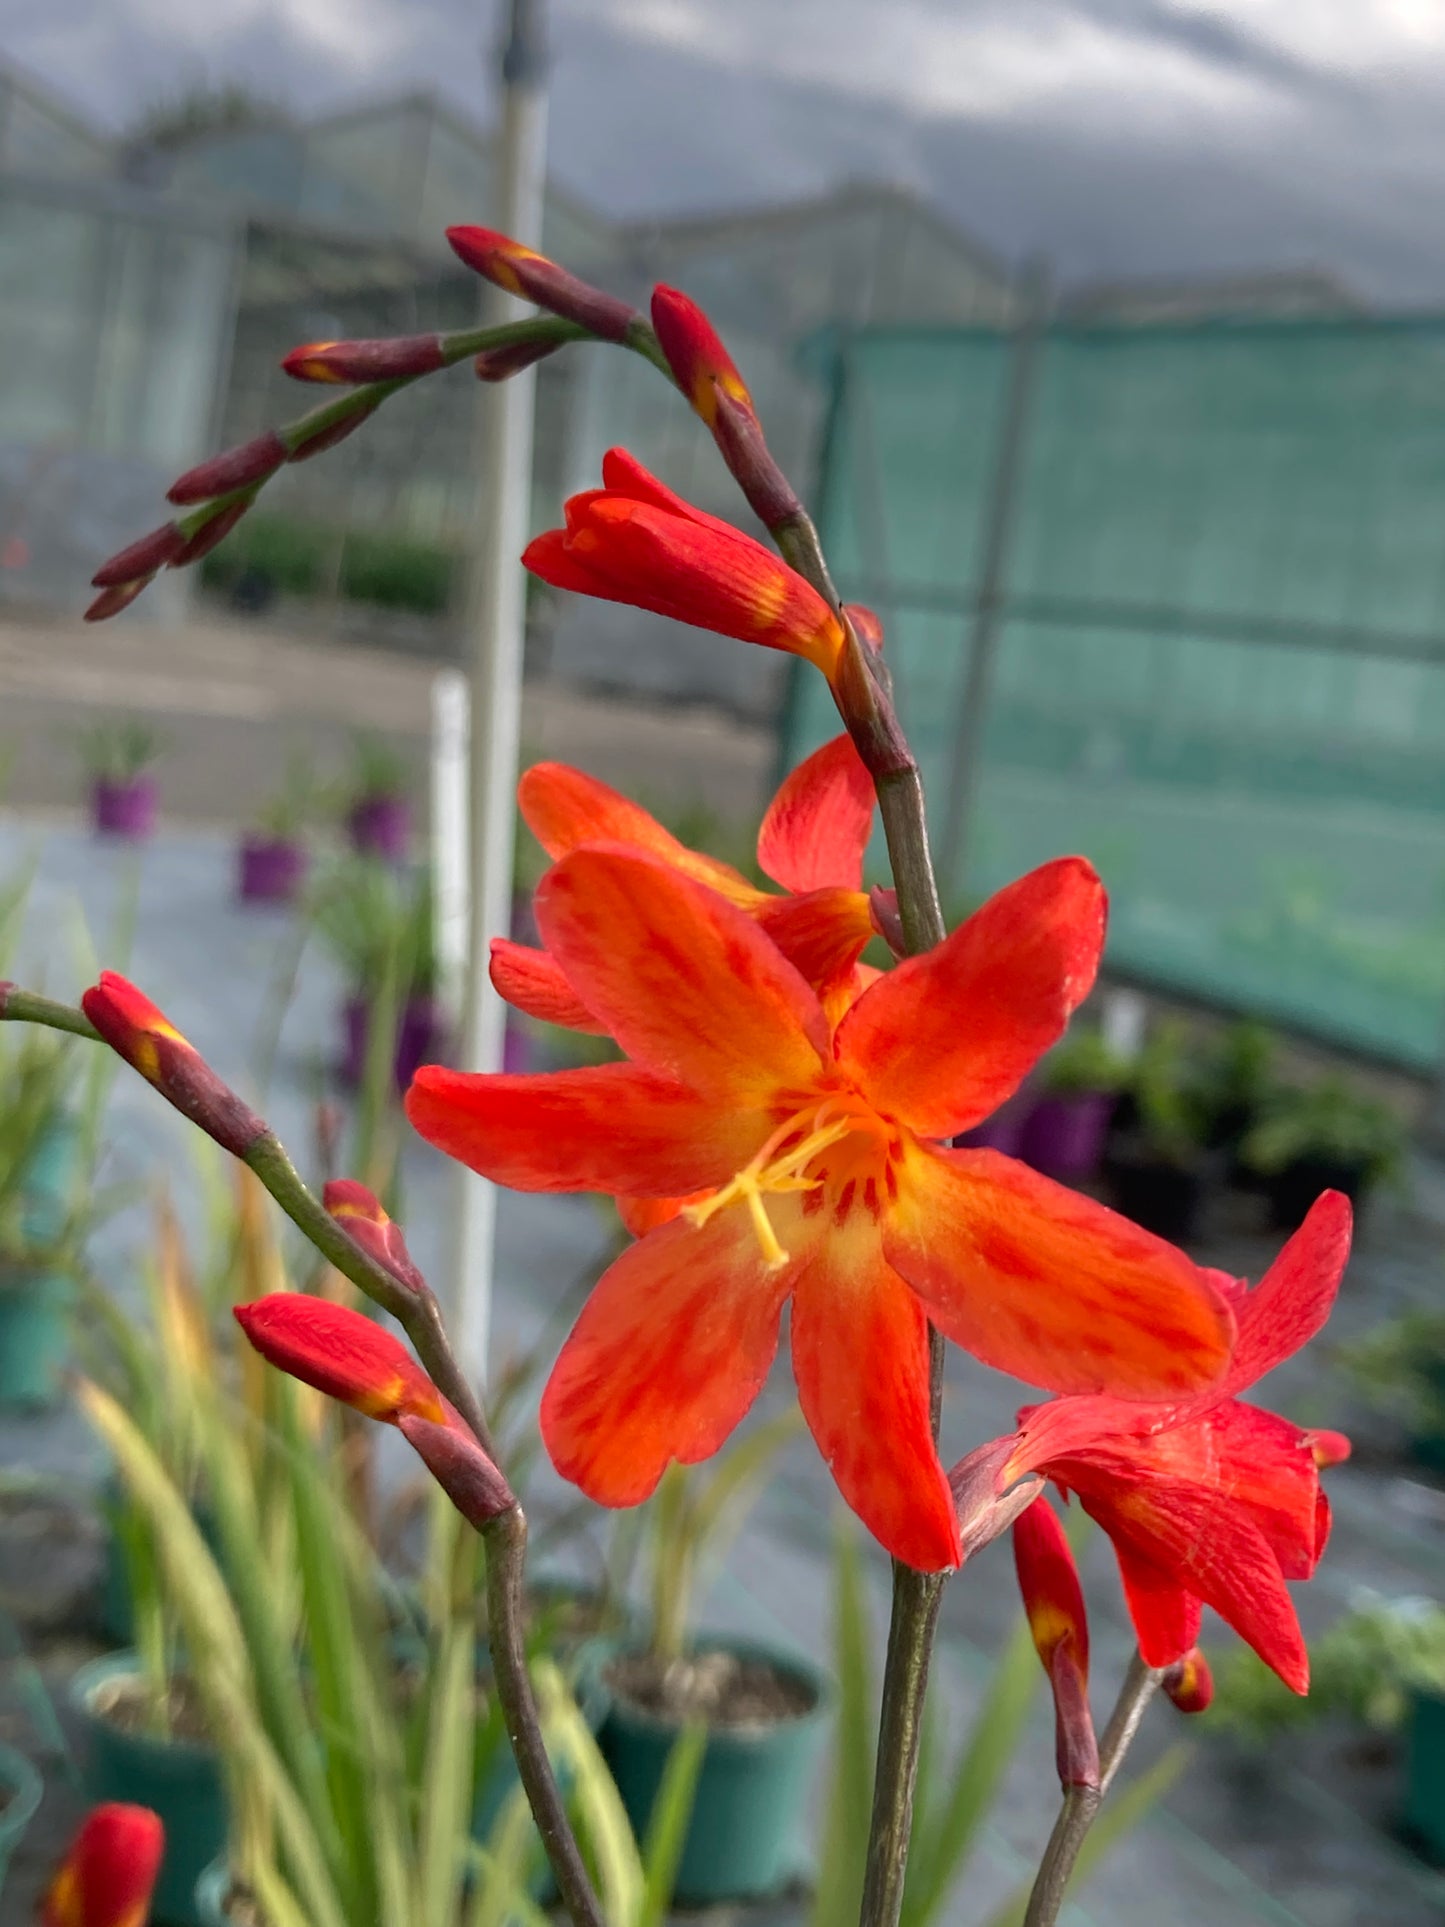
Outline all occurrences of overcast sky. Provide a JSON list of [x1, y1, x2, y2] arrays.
[[7, 0, 1445, 301]]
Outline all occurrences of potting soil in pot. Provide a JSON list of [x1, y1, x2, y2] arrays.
[[606, 1649, 815, 1727]]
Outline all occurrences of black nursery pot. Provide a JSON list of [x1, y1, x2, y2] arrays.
[[1105, 1147, 1209, 1244], [1264, 1155, 1371, 1232]]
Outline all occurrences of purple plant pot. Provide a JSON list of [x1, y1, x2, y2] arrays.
[[347, 795, 412, 864], [91, 776, 157, 841], [1018, 1092, 1116, 1182], [341, 995, 447, 1093], [957, 1085, 1036, 1158], [237, 834, 308, 905]]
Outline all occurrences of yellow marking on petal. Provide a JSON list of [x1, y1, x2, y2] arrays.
[[133, 1037, 162, 1084], [719, 369, 753, 409], [749, 572, 788, 632], [491, 258, 526, 295]]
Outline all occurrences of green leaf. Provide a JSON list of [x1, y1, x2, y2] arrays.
[[901, 1610, 1042, 1927], [809, 1521, 876, 1927], [637, 1723, 706, 1927]]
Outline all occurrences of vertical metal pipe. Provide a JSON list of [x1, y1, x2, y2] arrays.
[[937, 261, 1052, 895], [447, 0, 550, 1376]]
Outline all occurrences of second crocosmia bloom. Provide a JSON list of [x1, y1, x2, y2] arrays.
[[407, 844, 1234, 1573], [41, 1802, 164, 1927], [492, 732, 881, 1031], [988, 1190, 1353, 1690], [522, 449, 847, 681]]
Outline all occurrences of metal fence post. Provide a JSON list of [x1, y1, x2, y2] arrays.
[[937, 261, 1052, 896]]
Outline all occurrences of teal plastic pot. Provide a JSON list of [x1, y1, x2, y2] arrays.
[[0, 1118, 81, 1409], [193, 1858, 233, 1925], [0, 1742, 43, 1890], [1404, 1686, 1445, 1861], [100, 1482, 221, 1649], [72, 1652, 227, 1927], [598, 1638, 829, 1906]]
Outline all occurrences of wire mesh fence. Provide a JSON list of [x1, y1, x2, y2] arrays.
[[784, 317, 1445, 1069]]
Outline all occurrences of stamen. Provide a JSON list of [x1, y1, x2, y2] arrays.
[[681, 1102, 860, 1269]]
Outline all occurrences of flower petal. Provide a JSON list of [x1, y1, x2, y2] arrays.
[[406, 1061, 758, 1196], [1225, 1190, 1352, 1396], [754, 888, 877, 989], [757, 735, 875, 894], [540, 1208, 791, 1505], [887, 1144, 1234, 1399], [536, 846, 829, 1096], [834, 860, 1106, 1137], [787, 1207, 960, 1571], [518, 762, 762, 908], [489, 938, 605, 1033], [1110, 1540, 1202, 1668]]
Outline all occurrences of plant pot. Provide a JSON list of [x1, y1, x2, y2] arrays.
[[1263, 1154, 1372, 1232], [598, 1638, 828, 1906], [194, 1859, 233, 1926], [957, 1084, 1035, 1158], [347, 794, 411, 863], [340, 994, 447, 1092], [1019, 1092, 1115, 1182], [0, 1741, 43, 1890], [0, 1117, 82, 1408], [236, 834, 307, 906], [1104, 1147, 1209, 1244], [72, 1652, 227, 1927], [99, 1480, 221, 1649], [1404, 1686, 1445, 1862], [92, 775, 158, 840]]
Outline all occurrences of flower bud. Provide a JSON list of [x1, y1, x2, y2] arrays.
[[234, 1293, 446, 1425], [1161, 1647, 1214, 1714], [84, 578, 153, 623], [447, 226, 639, 343], [1307, 1428, 1351, 1468], [1013, 1496, 1099, 1789], [81, 972, 267, 1157], [288, 400, 380, 462], [474, 336, 566, 382], [650, 284, 753, 426], [323, 1179, 427, 1294], [41, 1803, 165, 1927], [168, 430, 288, 505], [282, 335, 449, 384], [398, 1412, 515, 1528], [171, 499, 251, 568], [91, 523, 186, 588]]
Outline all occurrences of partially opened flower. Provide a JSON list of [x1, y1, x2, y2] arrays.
[[522, 450, 847, 681], [41, 1802, 164, 1927], [492, 733, 881, 1031], [1014, 1496, 1098, 1789], [234, 1294, 514, 1527], [984, 1191, 1352, 1690], [408, 843, 1233, 1572]]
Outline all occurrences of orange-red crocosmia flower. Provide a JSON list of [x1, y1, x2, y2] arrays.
[[995, 1190, 1353, 1692], [41, 1802, 164, 1927], [407, 844, 1233, 1573], [233, 1294, 446, 1425], [492, 733, 880, 1032], [1014, 1496, 1097, 1788], [522, 450, 846, 681]]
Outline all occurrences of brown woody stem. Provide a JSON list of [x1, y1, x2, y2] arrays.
[[1022, 1653, 1162, 1927]]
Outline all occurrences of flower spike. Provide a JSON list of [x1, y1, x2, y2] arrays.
[[41, 1802, 165, 1927], [81, 972, 267, 1159], [1014, 1497, 1098, 1789]]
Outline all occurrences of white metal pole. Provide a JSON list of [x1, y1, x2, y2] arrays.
[[447, 0, 550, 1376]]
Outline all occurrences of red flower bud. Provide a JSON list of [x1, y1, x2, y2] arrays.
[[84, 578, 152, 623], [282, 336, 449, 384], [41, 1802, 165, 1927], [474, 336, 566, 382], [287, 401, 380, 462], [91, 523, 186, 588], [234, 1293, 447, 1425], [323, 1179, 427, 1294], [81, 972, 267, 1158], [447, 226, 639, 343], [398, 1412, 515, 1528], [1307, 1428, 1351, 1468], [171, 499, 251, 568], [650, 284, 754, 427], [1014, 1497, 1098, 1789], [168, 430, 288, 505], [1161, 1647, 1214, 1714]]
